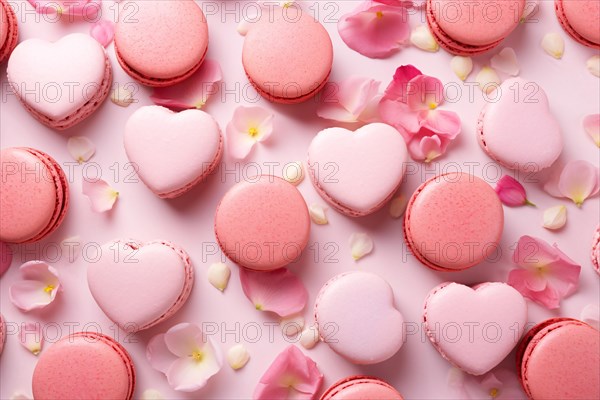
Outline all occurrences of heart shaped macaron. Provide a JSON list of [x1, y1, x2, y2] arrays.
[[124, 106, 223, 198], [87, 240, 194, 332], [423, 282, 527, 376], [7, 33, 111, 130], [308, 123, 407, 217]]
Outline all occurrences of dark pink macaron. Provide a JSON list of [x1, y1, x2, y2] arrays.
[[0, 0, 18, 63], [592, 225, 599, 275], [320, 376, 403, 400], [555, 0, 600, 48]]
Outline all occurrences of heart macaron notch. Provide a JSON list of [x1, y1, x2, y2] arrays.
[[308, 123, 407, 217]]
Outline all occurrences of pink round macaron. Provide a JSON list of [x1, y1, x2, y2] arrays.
[[478, 78, 562, 172], [115, 0, 209, 87], [0, 241, 12, 276], [215, 176, 310, 271], [314, 271, 405, 365], [0, 147, 69, 244], [242, 4, 333, 103], [404, 173, 503, 271], [33, 332, 136, 399], [0, 313, 5, 356], [426, 0, 525, 55], [0, 0, 18, 63], [555, 0, 600, 48], [592, 225, 599, 275], [517, 318, 600, 399], [320, 376, 403, 400], [87, 239, 194, 332]]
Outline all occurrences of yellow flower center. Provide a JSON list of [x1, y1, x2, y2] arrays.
[[376, 11, 384, 18], [255, 303, 263, 311], [191, 350, 204, 362], [428, 102, 438, 110], [248, 127, 259, 137], [283, 1, 294, 8], [489, 388, 499, 398], [44, 285, 54, 294]]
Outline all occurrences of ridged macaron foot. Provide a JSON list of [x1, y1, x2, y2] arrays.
[[320, 376, 403, 400], [555, 0, 600, 48], [0, 0, 18, 63]]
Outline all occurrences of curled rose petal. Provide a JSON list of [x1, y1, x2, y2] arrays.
[[141, 389, 164, 400], [9, 261, 61, 312], [110, 84, 135, 107], [227, 344, 250, 370], [90, 20, 115, 48], [317, 76, 381, 123], [450, 56, 473, 81], [19, 322, 44, 355], [410, 25, 439, 52], [27, 0, 101, 18], [1, 241, 13, 277], [150, 60, 223, 111], [583, 114, 600, 147], [226, 106, 274, 159], [350, 232, 374, 261], [253, 345, 323, 400], [495, 175, 535, 207], [542, 205, 567, 230], [389, 194, 408, 218], [82, 178, 119, 213], [282, 162, 304, 185], [541, 33, 564, 59], [308, 204, 329, 225], [207, 262, 231, 292], [587, 55, 600, 77], [239, 268, 308, 317], [554, 160, 599, 207], [476, 67, 501, 94], [580, 304, 599, 330], [67, 136, 95, 164], [491, 47, 519, 76]]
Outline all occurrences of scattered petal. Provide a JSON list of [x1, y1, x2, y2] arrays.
[[9, 261, 61, 312], [543, 205, 567, 230], [476, 67, 501, 94], [207, 262, 230, 292], [450, 56, 473, 81], [90, 20, 115, 47], [583, 114, 600, 147], [150, 60, 223, 111], [545, 160, 600, 207], [317, 76, 381, 123], [253, 346, 323, 400], [389, 194, 408, 218], [141, 389, 164, 400], [520, 0, 539, 22], [26, 0, 100, 18], [19, 322, 44, 355], [580, 304, 599, 330], [338, 2, 410, 58], [110, 84, 135, 107], [349, 232, 374, 261], [67, 136, 95, 164], [226, 106, 274, 159], [448, 367, 524, 399], [410, 25, 439, 52], [495, 175, 535, 207], [587, 55, 600, 77], [308, 204, 329, 225], [227, 344, 250, 370], [282, 162, 304, 185], [1, 241, 13, 277], [542, 33, 564, 59], [299, 325, 320, 350], [9, 393, 31, 400], [491, 48, 519, 76], [82, 178, 119, 213], [239, 268, 308, 317], [280, 315, 304, 337]]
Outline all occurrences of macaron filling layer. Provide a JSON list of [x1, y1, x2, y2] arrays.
[[320, 376, 403, 400], [0, 0, 18, 62]]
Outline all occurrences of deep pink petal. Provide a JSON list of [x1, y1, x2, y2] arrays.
[[557, 160, 600, 206], [513, 236, 560, 268], [0, 241, 13, 277], [89, 20, 115, 48], [382, 65, 422, 103], [27, 0, 100, 18], [378, 98, 421, 134], [495, 176, 528, 207], [239, 268, 308, 317], [317, 76, 381, 123], [406, 75, 444, 110], [82, 178, 118, 212], [146, 334, 178, 374]]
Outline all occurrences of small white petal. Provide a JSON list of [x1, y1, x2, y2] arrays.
[[282, 161, 304, 185], [207, 262, 231, 292], [542, 205, 567, 230], [580, 304, 600, 330], [9, 393, 31, 400], [450, 56, 473, 81], [349, 233, 374, 261], [476, 67, 501, 94], [141, 389, 164, 400], [226, 344, 250, 370], [410, 25, 439, 52], [280, 315, 305, 337], [541, 33, 564, 59], [309, 204, 329, 225], [110, 84, 134, 107], [299, 325, 320, 350], [67, 137, 95, 164], [389, 195, 409, 219], [587, 55, 600, 77], [491, 47, 520, 76], [19, 322, 44, 355], [520, 0, 539, 22]]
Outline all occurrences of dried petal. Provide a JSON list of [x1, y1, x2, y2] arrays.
[[19, 322, 44, 355], [207, 262, 231, 292], [282, 162, 304, 185], [227, 344, 250, 370], [349, 233, 374, 261], [542, 205, 567, 230], [542, 33, 564, 59], [110, 85, 135, 107], [587, 55, 600, 77], [308, 204, 329, 225], [410, 25, 439, 52], [450, 56, 473, 81], [299, 325, 320, 350], [491, 47, 519, 76], [67, 136, 95, 164], [280, 315, 304, 337], [389, 194, 408, 218], [476, 67, 501, 94]]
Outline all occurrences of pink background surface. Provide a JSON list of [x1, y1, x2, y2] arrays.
[[1, 1, 599, 398]]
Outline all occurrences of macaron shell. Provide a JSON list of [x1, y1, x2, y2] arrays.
[[115, 0, 208, 86], [592, 225, 599, 275], [556, 0, 600, 47], [0, 313, 5, 355], [404, 173, 503, 271], [520, 319, 600, 399], [214, 176, 310, 271], [0, 0, 18, 63], [242, 5, 333, 102], [321, 376, 403, 400], [32, 332, 135, 400]]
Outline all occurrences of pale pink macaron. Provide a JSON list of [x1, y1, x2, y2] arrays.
[[33, 332, 136, 399], [517, 318, 600, 399], [315, 271, 405, 365], [320, 376, 403, 400], [592, 225, 599, 275], [404, 173, 503, 271], [215, 176, 310, 271], [555, 0, 600, 48], [242, 4, 333, 103], [115, 0, 208, 87], [0, 313, 5, 355], [478, 78, 562, 172], [0, 0, 18, 63], [0, 148, 69, 244]]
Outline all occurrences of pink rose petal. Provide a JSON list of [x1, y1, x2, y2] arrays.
[[406, 75, 444, 111], [67, 136, 95, 164], [420, 109, 461, 137], [338, 2, 410, 59], [27, 0, 101, 18], [150, 60, 223, 111], [556, 160, 600, 206], [19, 322, 44, 355], [584, 114, 600, 147], [9, 261, 61, 312], [226, 106, 274, 159], [239, 268, 308, 317], [82, 178, 119, 213], [90, 20, 115, 48], [317, 76, 381, 123], [495, 175, 535, 207], [580, 304, 599, 330], [0, 241, 12, 277], [253, 346, 323, 400], [146, 334, 178, 374]]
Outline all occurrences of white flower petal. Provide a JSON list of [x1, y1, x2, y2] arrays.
[[542, 205, 567, 230], [299, 325, 320, 350], [82, 178, 119, 213], [282, 161, 304, 185], [280, 315, 305, 337], [9, 393, 31, 400], [580, 304, 600, 330], [19, 322, 44, 355], [207, 262, 231, 292], [389, 194, 409, 219], [349, 232, 374, 261], [450, 56, 473, 81], [110, 84, 134, 107], [542, 33, 564, 59], [308, 204, 329, 225], [410, 25, 439, 52], [67, 136, 95, 164], [476, 67, 501, 94], [141, 389, 164, 400], [491, 47, 520, 76], [587, 55, 600, 77], [226, 344, 250, 370]]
